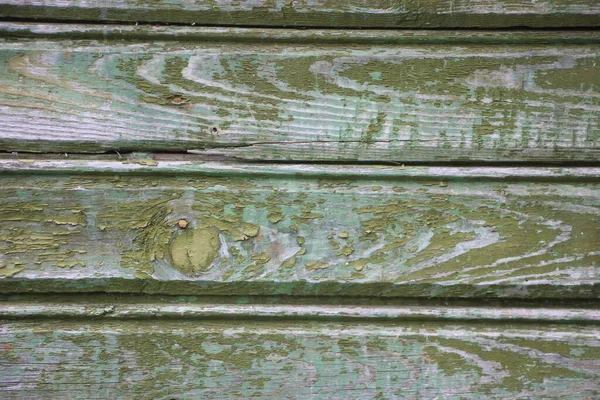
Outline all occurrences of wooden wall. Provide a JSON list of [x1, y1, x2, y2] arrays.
[[0, 2, 599, 398]]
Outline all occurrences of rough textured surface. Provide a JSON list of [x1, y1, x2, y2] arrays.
[[0, 157, 598, 298], [1, 0, 599, 28], [1, 318, 599, 399], [1, 15, 599, 398], [1, 25, 599, 162], [2, 294, 600, 323], [4, 23, 600, 44]]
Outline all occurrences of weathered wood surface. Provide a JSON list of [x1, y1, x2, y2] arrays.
[[1, 318, 599, 399], [1, 25, 600, 162], [1, 0, 599, 28], [1, 157, 598, 298], [6, 23, 600, 45], [2, 294, 600, 323]]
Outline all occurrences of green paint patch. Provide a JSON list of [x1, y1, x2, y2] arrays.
[[0, 266, 24, 278], [305, 261, 329, 271], [267, 213, 283, 224], [363, 112, 386, 144], [436, 337, 585, 393], [242, 223, 261, 239], [474, 120, 496, 136], [423, 345, 481, 376], [339, 246, 354, 256], [168, 227, 220, 276], [278, 248, 306, 272]]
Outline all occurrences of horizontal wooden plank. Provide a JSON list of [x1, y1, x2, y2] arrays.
[[0, 0, 599, 28], [1, 158, 598, 298], [1, 295, 600, 323], [1, 25, 600, 162], [1, 319, 599, 398]]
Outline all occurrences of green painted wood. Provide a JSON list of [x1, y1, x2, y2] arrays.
[[1, 24, 600, 162], [1, 318, 599, 398], [6, 23, 600, 45], [0, 0, 599, 28], [1, 157, 598, 298], [2, 294, 600, 323]]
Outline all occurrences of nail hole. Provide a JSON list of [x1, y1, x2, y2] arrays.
[[176, 219, 189, 229], [210, 126, 219, 134]]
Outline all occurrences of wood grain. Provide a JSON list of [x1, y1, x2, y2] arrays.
[[0, 157, 598, 298], [2, 294, 600, 323], [6, 23, 600, 45], [1, 318, 599, 399], [1, 0, 599, 28], [1, 24, 599, 162]]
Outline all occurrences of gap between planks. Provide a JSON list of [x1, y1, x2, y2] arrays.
[[1, 155, 600, 180], [1, 296, 599, 323], [3, 152, 600, 168], [3, 23, 600, 44]]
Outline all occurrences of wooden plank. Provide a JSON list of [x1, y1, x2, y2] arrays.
[[1, 25, 600, 162], [0, 0, 599, 28], [1, 318, 599, 398], [1, 157, 598, 298], [2, 294, 600, 323]]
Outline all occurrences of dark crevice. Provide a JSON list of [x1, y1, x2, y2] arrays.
[[2, 22, 600, 45], [0, 16, 600, 31], [2, 293, 599, 324], [3, 292, 599, 308], [2, 149, 600, 168]]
